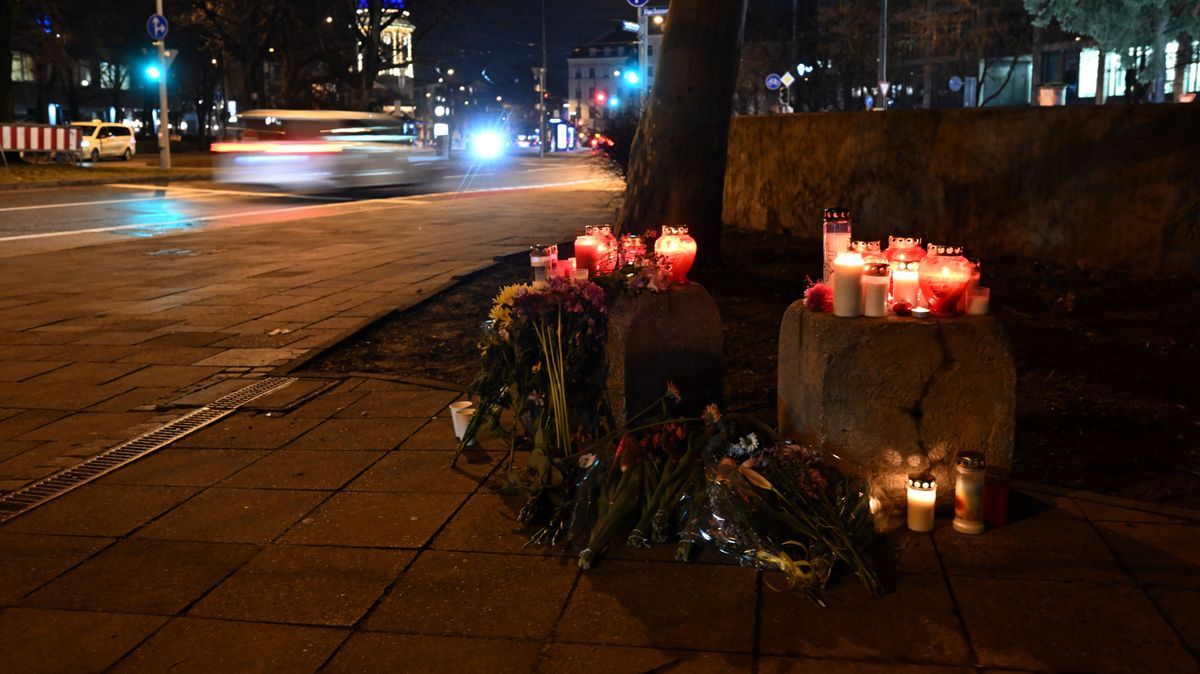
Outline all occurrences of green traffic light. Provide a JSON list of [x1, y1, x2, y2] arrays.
[[145, 65, 161, 81]]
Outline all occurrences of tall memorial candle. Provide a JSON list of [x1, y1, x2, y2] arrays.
[[832, 250, 864, 317], [822, 208, 853, 283]]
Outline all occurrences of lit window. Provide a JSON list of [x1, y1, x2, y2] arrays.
[[11, 53, 33, 82]]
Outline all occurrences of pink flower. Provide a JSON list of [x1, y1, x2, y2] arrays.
[[804, 282, 834, 313]]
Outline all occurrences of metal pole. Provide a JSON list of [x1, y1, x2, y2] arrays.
[[878, 0, 888, 83], [155, 0, 170, 168], [539, 0, 547, 159], [638, 7, 648, 108]]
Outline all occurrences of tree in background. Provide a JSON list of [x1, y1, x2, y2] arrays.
[[895, 0, 1035, 108], [0, 0, 18, 121], [1025, 0, 1200, 102], [617, 0, 749, 268]]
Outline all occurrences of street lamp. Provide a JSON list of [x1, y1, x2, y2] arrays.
[[447, 68, 455, 76]]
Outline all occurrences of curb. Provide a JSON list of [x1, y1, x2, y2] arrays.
[[0, 171, 212, 191]]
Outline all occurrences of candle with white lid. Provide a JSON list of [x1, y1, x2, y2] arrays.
[[891, 260, 920, 306], [832, 249, 864, 317], [862, 262, 890, 317], [822, 208, 853, 283], [907, 474, 936, 532]]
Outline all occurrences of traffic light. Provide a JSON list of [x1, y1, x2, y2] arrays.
[[594, 90, 607, 105], [623, 70, 640, 86], [145, 64, 162, 81]]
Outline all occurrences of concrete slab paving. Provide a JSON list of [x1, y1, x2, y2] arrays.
[[0, 173, 616, 497], [189, 545, 411, 627]]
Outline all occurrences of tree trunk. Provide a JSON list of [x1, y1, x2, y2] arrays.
[[0, 0, 16, 122], [1152, 12, 1168, 103], [1095, 48, 1106, 105], [360, 0, 384, 108], [111, 66, 124, 121], [1174, 34, 1192, 102], [616, 0, 748, 269], [921, 0, 933, 109]]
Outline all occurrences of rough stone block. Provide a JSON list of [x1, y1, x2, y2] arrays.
[[606, 283, 723, 423], [777, 302, 1015, 511]]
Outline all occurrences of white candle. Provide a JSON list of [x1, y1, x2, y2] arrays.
[[907, 476, 936, 532], [832, 251, 864, 317], [824, 231, 852, 283], [967, 287, 990, 315], [863, 271, 889, 317], [891, 265, 920, 306]]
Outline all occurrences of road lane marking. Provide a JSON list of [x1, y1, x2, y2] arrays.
[[0, 193, 223, 213], [107, 184, 350, 201], [0, 178, 611, 242]]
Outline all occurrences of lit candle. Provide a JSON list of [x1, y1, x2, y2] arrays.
[[654, 226, 698, 283], [911, 306, 931, 319], [907, 474, 936, 532], [891, 261, 920, 306], [574, 228, 598, 274], [529, 244, 551, 283], [832, 249, 864, 317], [967, 287, 990, 315], [919, 245, 972, 317], [822, 208, 853, 283], [862, 263, 890, 317]]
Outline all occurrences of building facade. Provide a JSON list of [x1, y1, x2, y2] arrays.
[[566, 10, 666, 131]]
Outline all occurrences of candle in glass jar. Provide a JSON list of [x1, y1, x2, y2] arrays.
[[574, 229, 598, 273], [822, 208, 853, 283], [862, 263, 890, 317], [967, 287, 990, 315], [891, 261, 920, 306], [907, 474, 936, 532], [529, 244, 551, 283], [832, 250, 864, 317]]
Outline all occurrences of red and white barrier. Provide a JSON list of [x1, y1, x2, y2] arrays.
[[0, 125, 80, 153]]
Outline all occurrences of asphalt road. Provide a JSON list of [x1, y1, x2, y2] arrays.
[[0, 150, 607, 258]]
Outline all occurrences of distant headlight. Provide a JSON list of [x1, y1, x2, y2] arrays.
[[471, 131, 504, 159]]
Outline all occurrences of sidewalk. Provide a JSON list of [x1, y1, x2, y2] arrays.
[[0, 176, 618, 493], [0, 155, 213, 190], [0, 374, 1196, 673]]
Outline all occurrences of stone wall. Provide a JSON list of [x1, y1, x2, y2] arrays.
[[722, 105, 1200, 273]]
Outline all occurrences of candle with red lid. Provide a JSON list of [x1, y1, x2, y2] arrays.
[[654, 226, 698, 283]]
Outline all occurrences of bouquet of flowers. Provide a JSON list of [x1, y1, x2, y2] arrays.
[[456, 277, 610, 483], [696, 410, 882, 604]]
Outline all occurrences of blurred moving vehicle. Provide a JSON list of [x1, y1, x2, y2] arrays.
[[71, 121, 136, 162], [212, 110, 439, 191]]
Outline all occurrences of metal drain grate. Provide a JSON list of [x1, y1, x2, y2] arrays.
[[0, 376, 297, 523], [209, 376, 300, 410]]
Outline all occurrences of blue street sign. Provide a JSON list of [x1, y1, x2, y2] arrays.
[[765, 73, 783, 91], [147, 14, 169, 41], [627, 0, 650, 7]]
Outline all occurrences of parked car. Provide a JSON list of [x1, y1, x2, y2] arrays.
[[212, 109, 441, 191], [70, 122, 136, 162]]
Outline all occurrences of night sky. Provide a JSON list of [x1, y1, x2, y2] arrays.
[[421, 0, 795, 97]]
